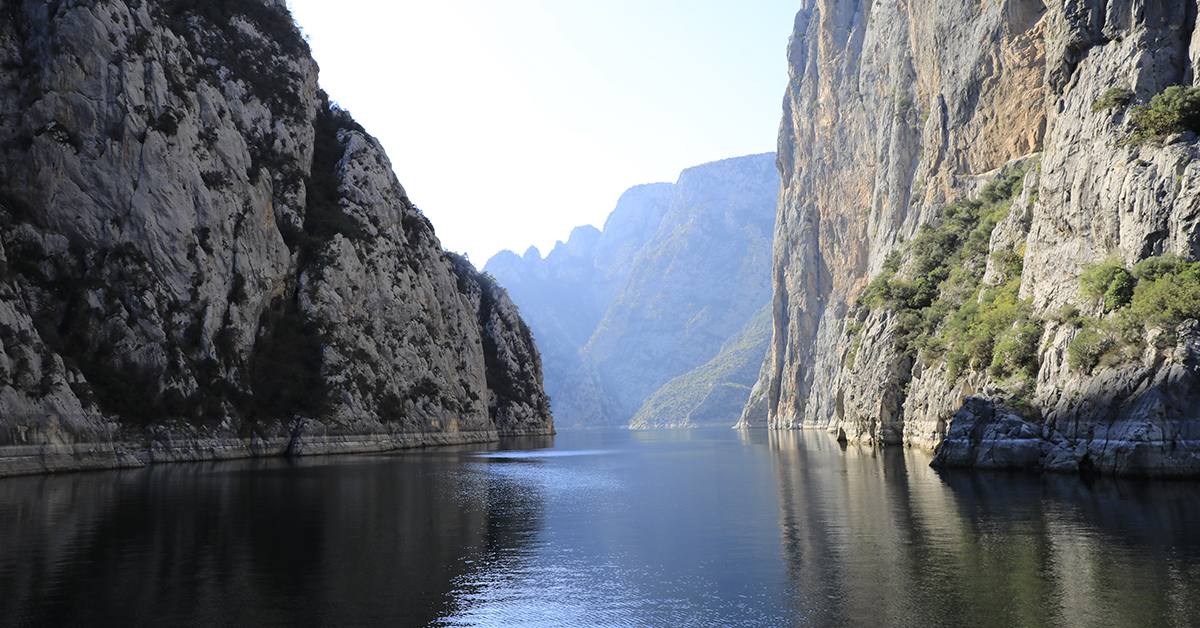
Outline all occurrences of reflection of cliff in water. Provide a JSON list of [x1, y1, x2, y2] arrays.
[[769, 430, 1200, 628], [0, 439, 551, 628]]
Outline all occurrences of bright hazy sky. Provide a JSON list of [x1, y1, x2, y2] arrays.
[[286, 1, 799, 265]]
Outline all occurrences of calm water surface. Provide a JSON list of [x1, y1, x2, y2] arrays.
[[2, 429, 1199, 627]]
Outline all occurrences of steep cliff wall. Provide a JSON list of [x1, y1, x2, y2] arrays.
[[0, 0, 551, 477], [750, 0, 1200, 476]]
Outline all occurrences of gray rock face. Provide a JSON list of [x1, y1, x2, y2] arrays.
[[932, 397, 1047, 471], [487, 153, 778, 428], [0, 0, 551, 477], [750, 0, 1200, 476], [748, 0, 1048, 431], [449, 253, 553, 436]]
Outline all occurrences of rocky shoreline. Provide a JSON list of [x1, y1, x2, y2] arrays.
[[0, 425, 559, 479]]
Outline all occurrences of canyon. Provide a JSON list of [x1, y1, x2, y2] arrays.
[[486, 153, 778, 429]]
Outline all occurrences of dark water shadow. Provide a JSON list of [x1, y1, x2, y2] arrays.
[[0, 441, 552, 628]]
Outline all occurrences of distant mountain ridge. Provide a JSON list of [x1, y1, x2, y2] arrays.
[[484, 182, 674, 423], [486, 153, 778, 428]]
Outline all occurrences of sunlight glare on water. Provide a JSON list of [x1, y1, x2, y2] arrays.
[[436, 438, 785, 627]]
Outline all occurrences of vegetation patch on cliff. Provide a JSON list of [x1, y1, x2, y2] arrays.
[[158, 0, 310, 121], [855, 163, 1037, 385], [1068, 254, 1200, 373], [855, 154, 1200, 383], [280, 94, 368, 263], [1093, 87, 1134, 113], [1126, 86, 1200, 145], [631, 304, 771, 428]]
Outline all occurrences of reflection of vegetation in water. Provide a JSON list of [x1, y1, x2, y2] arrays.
[[3, 432, 1198, 626], [768, 430, 1200, 626]]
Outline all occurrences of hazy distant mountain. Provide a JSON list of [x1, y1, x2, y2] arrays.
[[486, 153, 778, 428], [484, 183, 673, 418], [630, 304, 771, 429]]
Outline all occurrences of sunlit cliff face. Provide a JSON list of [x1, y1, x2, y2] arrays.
[[744, 0, 1200, 478]]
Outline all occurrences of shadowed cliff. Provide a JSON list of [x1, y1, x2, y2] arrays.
[[0, 0, 552, 477]]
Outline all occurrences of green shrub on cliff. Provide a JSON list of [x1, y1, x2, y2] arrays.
[[1079, 258, 1134, 312], [1067, 325, 1110, 373], [856, 162, 1034, 381], [1129, 263, 1200, 328], [1104, 270, 1136, 312], [942, 279, 1036, 379], [249, 297, 330, 423], [1092, 87, 1133, 113], [1132, 253, 1190, 282], [990, 319, 1044, 380], [1079, 254, 1200, 328], [1067, 255, 1200, 372], [1128, 86, 1200, 144]]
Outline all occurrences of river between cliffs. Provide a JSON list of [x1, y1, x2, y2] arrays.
[[2, 428, 1200, 628]]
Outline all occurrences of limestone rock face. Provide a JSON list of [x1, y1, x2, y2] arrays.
[[930, 397, 1048, 471], [751, 0, 1200, 476], [449, 253, 553, 436], [750, 0, 1049, 430], [294, 128, 495, 437], [0, 0, 551, 476], [487, 153, 779, 428], [1023, 0, 1200, 312]]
